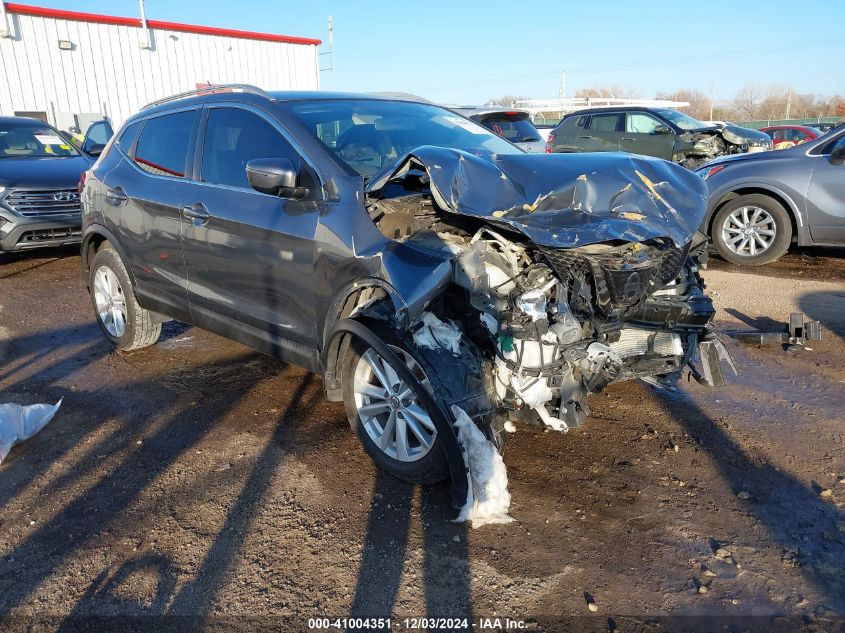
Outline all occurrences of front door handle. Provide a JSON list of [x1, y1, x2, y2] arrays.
[[621, 137, 635, 141], [105, 187, 128, 204], [181, 203, 210, 221]]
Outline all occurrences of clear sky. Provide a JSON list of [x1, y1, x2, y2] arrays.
[[28, 0, 845, 104]]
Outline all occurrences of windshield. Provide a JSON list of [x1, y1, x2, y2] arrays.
[[657, 109, 708, 131], [286, 99, 522, 178], [477, 113, 541, 143], [0, 121, 80, 158]]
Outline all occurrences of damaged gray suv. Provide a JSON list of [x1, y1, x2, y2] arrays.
[[81, 85, 729, 506]]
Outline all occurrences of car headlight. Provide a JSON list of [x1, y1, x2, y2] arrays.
[[699, 164, 727, 180]]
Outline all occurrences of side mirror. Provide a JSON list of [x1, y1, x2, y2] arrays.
[[246, 157, 308, 199], [86, 144, 105, 157], [830, 141, 845, 165], [653, 125, 671, 135]]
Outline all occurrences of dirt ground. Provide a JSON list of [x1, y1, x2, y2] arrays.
[[1, 246, 844, 632]]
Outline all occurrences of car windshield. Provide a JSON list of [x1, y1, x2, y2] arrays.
[[286, 99, 522, 178], [657, 109, 708, 131], [0, 121, 80, 158]]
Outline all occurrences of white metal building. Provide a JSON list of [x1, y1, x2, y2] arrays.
[[0, 2, 321, 131]]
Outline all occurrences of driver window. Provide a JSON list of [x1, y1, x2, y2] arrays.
[[626, 113, 663, 134], [202, 108, 301, 189]]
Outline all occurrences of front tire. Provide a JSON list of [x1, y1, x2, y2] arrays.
[[341, 332, 449, 484], [89, 246, 161, 351], [712, 194, 792, 266]]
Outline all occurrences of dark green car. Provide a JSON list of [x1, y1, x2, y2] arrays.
[[546, 106, 772, 169]]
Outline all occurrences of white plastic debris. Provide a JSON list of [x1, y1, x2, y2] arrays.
[[0, 399, 62, 464], [451, 405, 514, 528], [503, 420, 517, 433], [413, 312, 462, 355]]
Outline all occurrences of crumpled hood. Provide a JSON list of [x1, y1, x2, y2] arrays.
[[366, 146, 707, 249]]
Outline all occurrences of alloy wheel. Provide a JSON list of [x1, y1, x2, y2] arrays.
[[352, 346, 437, 462], [93, 266, 127, 337], [721, 205, 777, 257]]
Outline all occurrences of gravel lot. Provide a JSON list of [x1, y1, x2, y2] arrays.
[[1, 247, 844, 632]]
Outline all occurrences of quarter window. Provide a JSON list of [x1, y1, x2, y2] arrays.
[[134, 111, 197, 178], [201, 108, 300, 189], [589, 114, 622, 132], [116, 121, 141, 154]]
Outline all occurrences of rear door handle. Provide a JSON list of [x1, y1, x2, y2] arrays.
[[181, 203, 210, 221], [621, 137, 635, 141], [578, 135, 593, 139], [105, 187, 128, 204]]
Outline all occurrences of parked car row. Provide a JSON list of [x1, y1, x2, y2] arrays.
[[2, 95, 842, 271]]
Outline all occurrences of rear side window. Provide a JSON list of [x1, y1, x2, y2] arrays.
[[134, 111, 197, 178], [589, 114, 622, 132], [574, 116, 588, 128], [201, 107, 301, 189]]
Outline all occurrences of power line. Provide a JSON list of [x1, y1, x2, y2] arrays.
[[412, 38, 841, 95]]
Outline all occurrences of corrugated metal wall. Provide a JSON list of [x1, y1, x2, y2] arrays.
[[0, 11, 320, 128]]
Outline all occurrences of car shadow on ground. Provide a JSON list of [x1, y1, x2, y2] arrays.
[[1, 321, 474, 629], [0, 246, 80, 279], [655, 387, 845, 616], [799, 291, 845, 340], [348, 473, 471, 632]]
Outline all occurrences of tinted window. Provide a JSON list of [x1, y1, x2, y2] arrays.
[[116, 121, 142, 154], [574, 116, 588, 128], [201, 108, 301, 189], [626, 113, 663, 134], [134, 111, 196, 178], [478, 114, 540, 142], [589, 114, 622, 132]]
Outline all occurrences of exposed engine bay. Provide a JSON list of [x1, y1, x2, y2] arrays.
[[363, 148, 734, 433], [675, 125, 772, 170]]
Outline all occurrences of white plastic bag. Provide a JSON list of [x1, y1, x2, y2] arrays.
[[0, 399, 62, 464]]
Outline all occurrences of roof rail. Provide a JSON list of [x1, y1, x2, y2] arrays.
[[142, 84, 272, 110]]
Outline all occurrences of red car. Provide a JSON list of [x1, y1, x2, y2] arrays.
[[760, 125, 821, 149]]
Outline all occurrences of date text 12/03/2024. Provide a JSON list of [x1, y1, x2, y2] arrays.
[[307, 617, 528, 629]]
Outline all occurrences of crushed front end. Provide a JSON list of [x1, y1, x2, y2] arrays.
[[365, 148, 733, 433]]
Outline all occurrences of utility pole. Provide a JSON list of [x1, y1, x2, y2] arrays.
[[319, 15, 334, 72], [708, 84, 715, 121], [785, 90, 792, 119], [559, 71, 566, 99]]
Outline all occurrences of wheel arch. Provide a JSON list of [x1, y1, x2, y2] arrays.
[[320, 279, 410, 402], [81, 224, 137, 288], [707, 186, 801, 242]]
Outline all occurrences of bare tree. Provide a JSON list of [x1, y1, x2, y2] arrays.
[[574, 84, 641, 100], [733, 85, 762, 119]]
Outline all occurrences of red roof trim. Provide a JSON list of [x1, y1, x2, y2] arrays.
[[3, 3, 322, 46]]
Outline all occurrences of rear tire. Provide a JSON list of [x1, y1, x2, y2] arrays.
[[89, 245, 161, 351], [712, 194, 792, 266]]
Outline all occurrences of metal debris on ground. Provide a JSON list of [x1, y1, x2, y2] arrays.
[[731, 312, 822, 349]]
